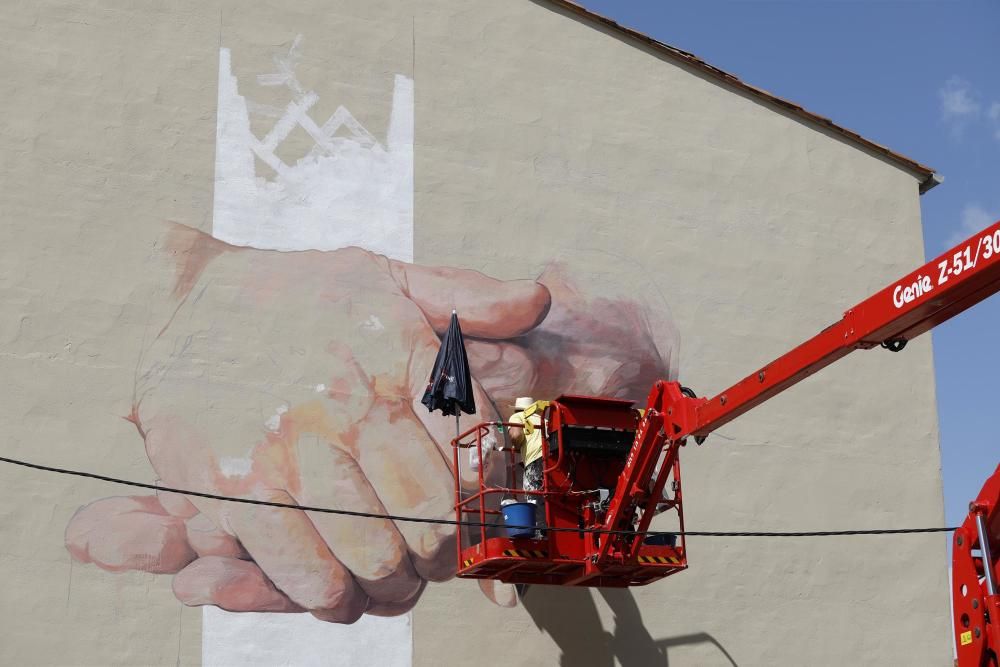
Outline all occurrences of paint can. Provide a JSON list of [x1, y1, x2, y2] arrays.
[[500, 499, 536, 538]]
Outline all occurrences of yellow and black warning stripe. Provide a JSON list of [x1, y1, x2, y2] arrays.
[[462, 558, 474, 568], [638, 555, 680, 565], [502, 549, 547, 559]]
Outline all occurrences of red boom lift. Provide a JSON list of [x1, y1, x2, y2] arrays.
[[451, 220, 1000, 664]]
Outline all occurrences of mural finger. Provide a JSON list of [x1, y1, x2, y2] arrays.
[[173, 556, 302, 613], [223, 488, 369, 623], [388, 260, 551, 338], [65, 495, 197, 574], [185, 512, 249, 560], [350, 397, 457, 582], [465, 339, 538, 402], [155, 483, 200, 519], [290, 435, 423, 605]]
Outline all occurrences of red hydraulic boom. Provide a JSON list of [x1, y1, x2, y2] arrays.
[[953, 463, 1000, 667], [452, 220, 1000, 659]]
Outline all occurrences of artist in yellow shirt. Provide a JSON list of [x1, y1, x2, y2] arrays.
[[507, 396, 544, 498]]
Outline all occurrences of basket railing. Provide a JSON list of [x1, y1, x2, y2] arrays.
[[451, 421, 554, 562]]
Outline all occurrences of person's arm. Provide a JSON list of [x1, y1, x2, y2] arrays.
[[507, 414, 525, 451]]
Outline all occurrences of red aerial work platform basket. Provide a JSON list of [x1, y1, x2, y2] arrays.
[[452, 395, 688, 588]]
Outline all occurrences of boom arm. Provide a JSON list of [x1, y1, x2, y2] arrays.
[[598, 220, 1000, 580], [692, 218, 1000, 438]]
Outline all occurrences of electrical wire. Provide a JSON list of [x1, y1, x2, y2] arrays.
[[0, 454, 956, 538]]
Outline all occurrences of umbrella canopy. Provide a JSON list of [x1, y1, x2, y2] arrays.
[[420, 310, 476, 417]]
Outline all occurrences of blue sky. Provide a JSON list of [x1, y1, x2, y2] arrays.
[[578, 0, 1000, 532]]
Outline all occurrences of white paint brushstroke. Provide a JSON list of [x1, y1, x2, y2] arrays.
[[203, 606, 413, 667], [212, 44, 413, 261], [361, 314, 385, 332], [206, 37, 414, 667], [264, 404, 288, 432], [218, 457, 253, 478]]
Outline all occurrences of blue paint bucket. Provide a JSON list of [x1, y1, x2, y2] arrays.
[[501, 501, 536, 538]]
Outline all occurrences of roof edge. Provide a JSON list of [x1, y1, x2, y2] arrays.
[[541, 0, 939, 193]]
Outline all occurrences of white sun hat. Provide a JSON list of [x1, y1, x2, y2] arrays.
[[511, 396, 536, 411]]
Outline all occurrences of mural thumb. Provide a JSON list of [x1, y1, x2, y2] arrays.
[[389, 260, 551, 339]]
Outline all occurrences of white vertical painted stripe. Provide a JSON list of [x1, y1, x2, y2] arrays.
[[203, 607, 413, 667], [205, 39, 415, 667]]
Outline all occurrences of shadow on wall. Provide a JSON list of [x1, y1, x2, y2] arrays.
[[519, 585, 738, 666]]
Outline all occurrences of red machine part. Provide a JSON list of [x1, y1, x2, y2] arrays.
[[453, 396, 688, 587], [952, 463, 1000, 667], [452, 219, 1000, 652], [595, 219, 1000, 580]]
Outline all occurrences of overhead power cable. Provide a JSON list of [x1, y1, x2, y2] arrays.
[[0, 454, 956, 538]]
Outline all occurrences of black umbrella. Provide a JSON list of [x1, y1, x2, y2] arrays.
[[421, 310, 476, 435]]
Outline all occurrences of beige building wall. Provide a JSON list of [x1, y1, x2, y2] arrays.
[[0, 1, 948, 665]]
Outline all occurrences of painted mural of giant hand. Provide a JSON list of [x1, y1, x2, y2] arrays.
[[62, 34, 680, 627], [65, 223, 544, 621], [63, 225, 680, 624]]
